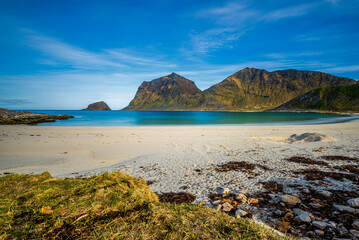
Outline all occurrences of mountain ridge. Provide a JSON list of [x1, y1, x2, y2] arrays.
[[124, 68, 357, 111]]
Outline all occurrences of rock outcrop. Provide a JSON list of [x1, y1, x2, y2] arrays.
[[0, 108, 73, 125], [272, 84, 359, 112], [123, 72, 203, 110], [83, 101, 111, 110], [124, 68, 357, 111]]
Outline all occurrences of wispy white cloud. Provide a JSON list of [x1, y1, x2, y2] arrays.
[[23, 29, 176, 70], [187, 28, 242, 54], [187, 2, 317, 55], [105, 49, 177, 68], [261, 4, 316, 21], [0, 99, 33, 106], [265, 51, 323, 59], [25, 33, 125, 69], [324, 65, 359, 73]]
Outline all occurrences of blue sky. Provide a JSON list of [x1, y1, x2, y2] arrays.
[[1, 0, 359, 110]]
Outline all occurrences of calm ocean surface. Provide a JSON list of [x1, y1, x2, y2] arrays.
[[29, 110, 356, 126]]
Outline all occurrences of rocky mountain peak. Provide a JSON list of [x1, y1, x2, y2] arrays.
[[123, 73, 203, 110], [83, 101, 111, 110]]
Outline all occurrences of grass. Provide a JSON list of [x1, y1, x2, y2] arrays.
[[0, 171, 293, 239]]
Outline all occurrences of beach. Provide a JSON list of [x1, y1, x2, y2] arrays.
[[1, 121, 358, 196], [2, 120, 359, 237]]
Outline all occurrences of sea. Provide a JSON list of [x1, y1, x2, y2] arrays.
[[28, 110, 357, 126]]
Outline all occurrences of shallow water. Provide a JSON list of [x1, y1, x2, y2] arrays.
[[28, 110, 355, 126]]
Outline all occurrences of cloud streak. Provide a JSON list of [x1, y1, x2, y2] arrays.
[[187, 2, 318, 54], [24, 30, 176, 70]]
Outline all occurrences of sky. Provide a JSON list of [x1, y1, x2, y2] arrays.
[[0, 0, 359, 110]]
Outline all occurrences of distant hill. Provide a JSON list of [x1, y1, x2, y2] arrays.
[[83, 101, 111, 110], [123, 72, 203, 110], [124, 68, 357, 111], [273, 84, 359, 112]]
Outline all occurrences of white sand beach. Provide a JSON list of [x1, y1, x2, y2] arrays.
[[0, 121, 358, 200]]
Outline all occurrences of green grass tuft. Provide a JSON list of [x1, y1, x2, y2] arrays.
[[0, 172, 293, 239]]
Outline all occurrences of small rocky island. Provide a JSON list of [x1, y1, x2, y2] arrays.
[[83, 101, 111, 110], [0, 108, 73, 125]]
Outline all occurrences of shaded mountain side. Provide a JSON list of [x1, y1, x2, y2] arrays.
[[83, 101, 111, 110], [273, 84, 359, 112], [124, 68, 357, 111], [124, 72, 203, 110], [202, 68, 357, 111]]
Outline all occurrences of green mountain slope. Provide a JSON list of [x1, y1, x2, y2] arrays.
[[124, 68, 357, 111], [202, 68, 356, 111], [273, 84, 359, 112]]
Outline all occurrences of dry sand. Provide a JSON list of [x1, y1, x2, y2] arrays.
[[0, 120, 359, 201]]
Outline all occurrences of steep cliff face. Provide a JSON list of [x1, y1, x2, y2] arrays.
[[83, 101, 111, 110], [202, 68, 357, 111], [273, 84, 359, 112], [123, 72, 203, 110]]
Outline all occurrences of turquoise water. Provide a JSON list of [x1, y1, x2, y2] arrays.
[[29, 110, 355, 126]]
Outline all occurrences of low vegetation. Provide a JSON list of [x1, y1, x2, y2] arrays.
[[0, 171, 291, 239], [276, 84, 359, 112]]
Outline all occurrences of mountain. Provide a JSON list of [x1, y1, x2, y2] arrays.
[[123, 72, 203, 110], [201, 68, 357, 111], [83, 101, 111, 110], [124, 68, 357, 111], [273, 84, 359, 112]]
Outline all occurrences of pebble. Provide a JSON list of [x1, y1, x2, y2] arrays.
[[353, 220, 359, 230], [235, 209, 248, 218], [309, 203, 322, 208], [314, 230, 325, 236], [274, 209, 282, 216], [338, 225, 349, 236], [296, 213, 312, 223], [217, 187, 230, 196], [317, 190, 332, 197], [312, 221, 328, 230], [236, 194, 247, 204], [222, 202, 234, 212], [350, 229, 359, 238], [348, 198, 359, 208], [211, 200, 221, 205], [280, 195, 301, 205], [333, 204, 359, 214], [268, 193, 276, 199]]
